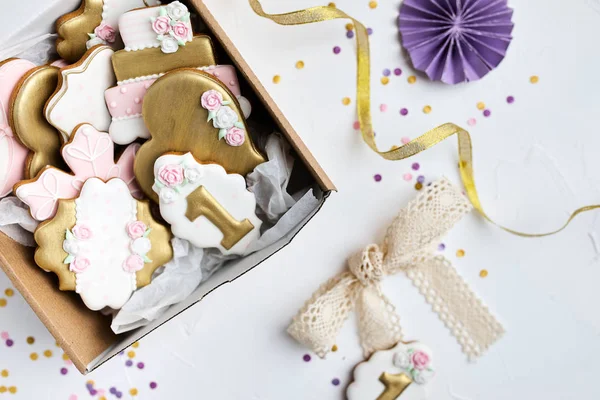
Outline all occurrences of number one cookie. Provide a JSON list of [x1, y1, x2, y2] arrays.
[[377, 373, 412, 400]]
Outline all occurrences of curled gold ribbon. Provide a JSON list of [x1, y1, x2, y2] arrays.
[[249, 0, 600, 237]]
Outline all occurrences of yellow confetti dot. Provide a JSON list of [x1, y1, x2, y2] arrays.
[[415, 182, 423, 191], [26, 337, 35, 345], [295, 60, 305, 70], [476, 102, 486, 110], [127, 351, 136, 359], [4, 289, 13, 297], [30, 353, 38, 361], [43, 350, 53, 358], [328, 2, 336, 7], [331, 344, 338, 352], [272, 75, 281, 84], [423, 105, 432, 114], [342, 97, 351, 106], [456, 249, 465, 257], [0, 299, 6, 307], [132, 341, 140, 348], [380, 76, 390, 85], [0, 386, 6, 393], [345, 23, 354, 31], [407, 75, 417, 84], [62, 353, 69, 361], [369, 1, 378, 9], [530, 75, 539, 84], [8, 386, 16, 394], [1, 370, 8, 378], [55, 341, 60, 347], [130, 388, 139, 396], [86, 380, 95, 385], [99, 397, 107, 400], [390, 145, 399, 151], [480, 269, 489, 278]]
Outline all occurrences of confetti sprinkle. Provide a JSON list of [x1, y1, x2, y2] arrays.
[[422, 105, 432, 114], [367, 27, 373, 35], [483, 109, 491, 117], [403, 173, 413, 181], [125, 360, 133, 367], [0, 332, 8, 340], [137, 362, 145, 369], [272, 75, 281, 84], [303, 354, 311, 362], [127, 351, 136, 358], [476, 102, 486, 110], [43, 350, 53, 358], [346, 30, 354, 39], [295, 61, 305, 69], [381, 76, 390, 85], [4, 289, 13, 297], [30, 352, 38, 361], [130, 388, 138, 396], [60, 367, 68, 375], [150, 382, 158, 390], [345, 23, 353, 30], [507, 95, 515, 104], [456, 249, 465, 257], [467, 118, 477, 126], [8, 387, 16, 394], [415, 182, 423, 190], [530, 75, 539, 84], [438, 243, 446, 251], [331, 345, 338, 352], [332, 378, 341, 386], [480, 269, 489, 278], [26, 337, 35, 345], [342, 97, 351, 105], [382, 68, 391, 76], [328, 2, 336, 7], [417, 175, 425, 183], [401, 137, 410, 144], [333, 46, 341, 54], [407, 75, 417, 84], [400, 108, 409, 116], [6, 339, 13, 347], [0, 387, 6, 394], [374, 174, 382, 182], [411, 162, 420, 171], [394, 68, 402, 76], [353, 121, 360, 130], [1, 370, 8, 378], [379, 104, 387, 112], [0, 299, 6, 307]]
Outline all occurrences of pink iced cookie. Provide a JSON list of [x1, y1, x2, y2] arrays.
[[16, 124, 141, 221], [106, 65, 251, 145], [0, 59, 36, 197]]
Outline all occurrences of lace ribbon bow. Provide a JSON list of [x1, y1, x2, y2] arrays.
[[288, 179, 504, 360]]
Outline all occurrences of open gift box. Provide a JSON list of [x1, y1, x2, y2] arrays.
[[0, 0, 335, 374]]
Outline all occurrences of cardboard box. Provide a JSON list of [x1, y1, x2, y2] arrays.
[[0, 0, 335, 374]]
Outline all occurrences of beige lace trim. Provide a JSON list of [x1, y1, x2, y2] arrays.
[[288, 179, 504, 360]]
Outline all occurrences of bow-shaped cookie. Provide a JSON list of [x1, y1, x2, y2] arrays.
[[288, 179, 504, 360]]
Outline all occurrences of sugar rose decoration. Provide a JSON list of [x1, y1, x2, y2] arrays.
[[124, 220, 153, 272], [150, 1, 192, 54], [87, 22, 116, 49], [63, 225, 93, 272], [201, 89, 247, 146], [392, 344, 435, 385]]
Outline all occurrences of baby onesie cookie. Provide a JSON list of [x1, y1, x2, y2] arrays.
[[347, 342, 435, 400], [135, 69, 265, 203], [45, 45, 116, 141], [0, 59, 36, 197], [105, 65, 252, 145], [34, 177, 173, 310], [153, 153, 261, 255], [56, 0, 160, 63], [10, 65, 66, 179], [15, 124, 141, 221]]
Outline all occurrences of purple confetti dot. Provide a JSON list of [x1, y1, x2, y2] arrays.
[[119, 351, 125, 356], [411, 162, 420, 171], [125, 360, 133, 367], [346, 30, 354, 39], [333, 46, 341, 54], [332, 378, 341, 386], [6, 339, 13, 347], [400, 108, 408, 116], [86, 383, 93, 390], [137, 362, 145, 369], [303, 354, 311, 362], [483, 109, 491, 117], [438, 243, 446, 251], [150, 382, 157, 390], [367, 27, 373, 35], [394, 68, 402, 76], [374, 174, 382, 182], [116, 393, 122, 399], [417, 175, 425, 183], [90, 389, 97, 396], [382, 68, 391, 77], [60, 367, 68, 375], [110, 387, 117, 394], [507, 96, 515, 104]]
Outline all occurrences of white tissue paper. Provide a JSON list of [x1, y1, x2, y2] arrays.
[[0, 197, 39, 247], [110, 134, 320, 333]]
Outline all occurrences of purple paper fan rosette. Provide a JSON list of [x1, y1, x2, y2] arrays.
[[398, 0, 514, 84]]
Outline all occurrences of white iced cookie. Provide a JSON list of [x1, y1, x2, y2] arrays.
[[152, 152, 261, 255], [347, 342, 435, 400], [45, 45, 116, 141]]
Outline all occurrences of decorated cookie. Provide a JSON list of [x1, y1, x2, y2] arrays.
[[134, 69, 265, 203], [347, 342, 435, 400], [34, 178, 172, 310], [56, 0, 160, 63], [0, 59, 36, 197], [105, 65, 252, 145], [45, 45, 116, 141], [153, 153, 261, 255], [9, 65, 66, 179], [15, 124, 141, 222]]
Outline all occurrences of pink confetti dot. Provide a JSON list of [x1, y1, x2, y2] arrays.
[[69, 395, 78, 400], [0, 332, 8, 340], [401, 137, 411, 144], [403, 173, 413, 181], [379, 104, 388, 112], [353, 121, 360, 130], [467, 118, 477, 126]]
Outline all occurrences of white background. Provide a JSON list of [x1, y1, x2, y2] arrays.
[[2, 0, 600, 399]]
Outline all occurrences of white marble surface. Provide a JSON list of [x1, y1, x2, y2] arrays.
[[1, 0, 600, 398]]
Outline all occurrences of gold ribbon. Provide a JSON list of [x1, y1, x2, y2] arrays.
[[288, 179, 504, 360], [249, 0, 600, 237]]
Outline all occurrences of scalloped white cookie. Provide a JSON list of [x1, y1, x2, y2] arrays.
[[347, 341, 435, 400], [152, 152, 261, 255]]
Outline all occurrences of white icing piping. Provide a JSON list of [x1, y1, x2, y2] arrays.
[[116, 66, 220, 85], [112, 114, 143, 121]]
